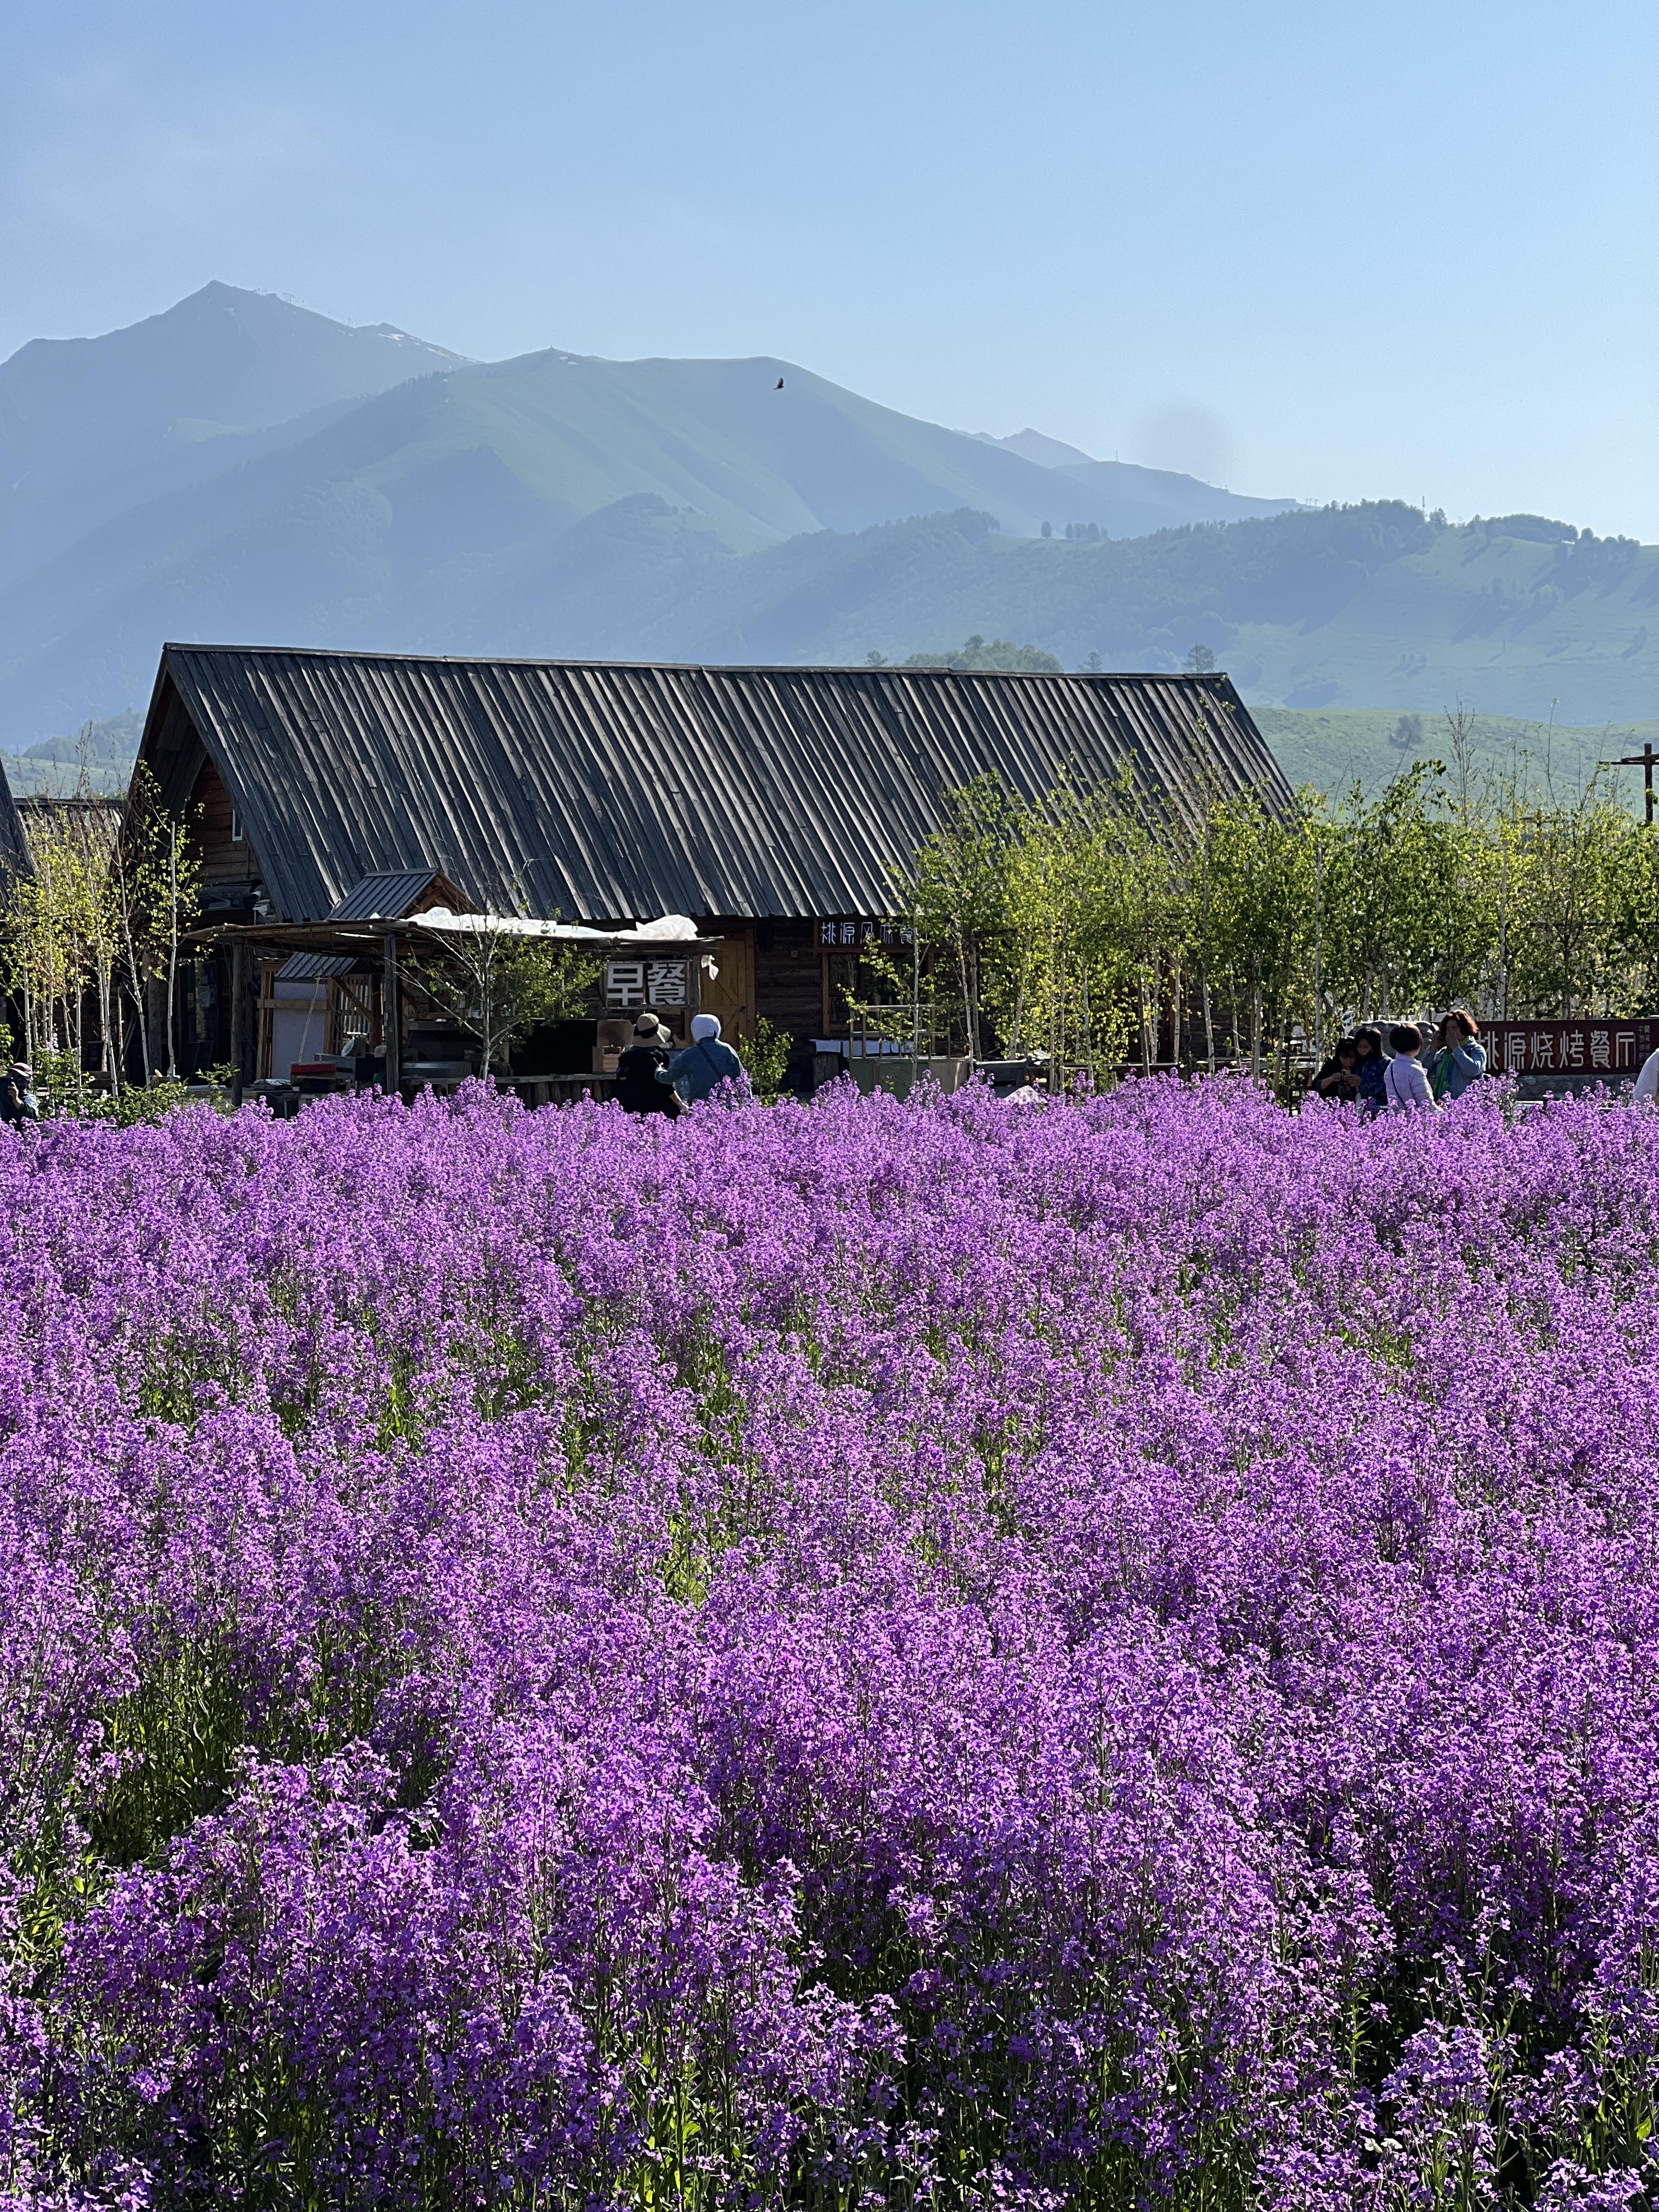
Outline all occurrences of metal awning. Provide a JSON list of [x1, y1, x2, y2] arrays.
[[275, 952, 361, 983]]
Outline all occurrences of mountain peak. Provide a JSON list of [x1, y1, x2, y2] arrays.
[[973, 426, 1097, 469], [1, 284, 469, 489]]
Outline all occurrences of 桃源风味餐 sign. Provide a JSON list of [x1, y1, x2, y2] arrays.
[[816, 919, 915, 950]]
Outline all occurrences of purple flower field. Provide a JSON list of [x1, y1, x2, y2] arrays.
[[1, 1079, 1656, 2210]]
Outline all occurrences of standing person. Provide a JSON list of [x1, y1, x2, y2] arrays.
[[1354, 1026, 1388, 1118], [1383, 1024, 1437, 1113], [0, 1064, 39, 1127], [1426, 1009, 1487, 1102], [1310, 1037, 1361, 1103], [613, 1013, 682, 1118], [658, 1012, 749, 1107]]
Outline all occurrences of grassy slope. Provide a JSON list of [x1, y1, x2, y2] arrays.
[[1224, 527, 1658, 724], [1254, 706, 1659, 804], [646, 505, 1658, 727], [4, 490, 1654, 753]]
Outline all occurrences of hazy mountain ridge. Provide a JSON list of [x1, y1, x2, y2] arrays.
[[0, 284, 1306, 738], [974, 427, 1098, 468], [0, 285, 1652, 752], [0, 283, 467, 589]]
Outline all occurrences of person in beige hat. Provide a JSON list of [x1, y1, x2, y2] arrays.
[[614, 1013, 682, 1117]]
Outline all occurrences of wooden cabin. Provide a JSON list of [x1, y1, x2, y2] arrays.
[[131, 645, 1291, 1082]]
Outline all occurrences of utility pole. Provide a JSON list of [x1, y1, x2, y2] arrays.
[[1601, 743, 1659, 1009], [1603, 742, 1659, 825]]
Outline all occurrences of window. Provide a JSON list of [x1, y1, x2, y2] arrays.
[[230, 807, 245, 844]]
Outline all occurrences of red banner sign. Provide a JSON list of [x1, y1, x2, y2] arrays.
[[1486, 1019, 1659, 1078]]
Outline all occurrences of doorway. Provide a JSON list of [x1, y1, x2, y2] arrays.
[[697, 927, 755, 1039]]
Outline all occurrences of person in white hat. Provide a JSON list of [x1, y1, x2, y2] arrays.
[[658, 1013, 749, 1107]]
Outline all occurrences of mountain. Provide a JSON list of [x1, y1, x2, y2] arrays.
[[0, 286, 1653, 756], [0, 284, 1306, 741], [972, 428, 1297, 533], [974, 427, 1097, 468], [0, 283, 469, 588], [637, 502, 1655, 726], [1046, 460, 1297, 535]]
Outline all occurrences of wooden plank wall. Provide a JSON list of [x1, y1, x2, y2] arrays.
[[193, 759, 262, 890], [753, 922, 822, 1037]]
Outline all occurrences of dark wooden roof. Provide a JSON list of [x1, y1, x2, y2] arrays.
[[138, 644, 1293, 925], [14, 794, 116, 877], [0, 773, 35, 881]]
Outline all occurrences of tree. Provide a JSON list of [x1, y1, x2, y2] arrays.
[[893, 737, 1659, 1103], [1183, 643, 1218, 675], [1040, 521, 1053, 539], [403, 916, 599, 1077], [902, 776, 1023, 1062], [901, 636, 1063, 675], [111, 766, 200, 1082], [1391, 714, 1425, 752]]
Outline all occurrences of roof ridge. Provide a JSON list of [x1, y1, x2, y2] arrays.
[[161, 643, 1223, 684]]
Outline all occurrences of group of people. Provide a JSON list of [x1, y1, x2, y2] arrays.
[[613, 1012, 748, 1116], [1311, 1010, 1486, 1114]]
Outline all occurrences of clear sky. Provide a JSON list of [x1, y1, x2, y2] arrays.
[[4, 0, 1655, 538]]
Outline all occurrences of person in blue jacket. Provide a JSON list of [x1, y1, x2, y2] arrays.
[[1426, 1009, 1487, 1101], [657, 1013, 749, 1106]]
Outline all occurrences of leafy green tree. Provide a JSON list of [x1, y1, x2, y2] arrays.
[[901, 636, 1063, 674], [404, 923, 600, 1076]]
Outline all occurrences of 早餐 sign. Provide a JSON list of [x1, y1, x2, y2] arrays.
[[604, 960, 689, 1009]]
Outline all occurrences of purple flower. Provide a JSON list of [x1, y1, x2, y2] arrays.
[[0, 1078, 1651, 2204]]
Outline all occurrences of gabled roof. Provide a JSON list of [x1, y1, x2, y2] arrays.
[[275, 952, 359, 984], [138, 644, 1293, 925], [327, 868, 471, 921], [13, 793, 115, 879]]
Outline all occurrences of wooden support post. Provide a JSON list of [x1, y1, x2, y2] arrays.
[[382, 932, 402, 1094], [229, 938, 250, 1107]]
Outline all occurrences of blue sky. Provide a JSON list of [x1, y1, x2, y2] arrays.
[[4, 0, 1655, 537]]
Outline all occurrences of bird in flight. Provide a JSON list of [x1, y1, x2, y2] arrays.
[[775, 377, 785, 391]]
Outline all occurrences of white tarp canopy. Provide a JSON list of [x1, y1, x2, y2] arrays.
[[408, 908, 702, 944]]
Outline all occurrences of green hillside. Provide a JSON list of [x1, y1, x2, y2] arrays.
[[1256, 706, 1659, 803], [8, 498, 1654, 761], [751, 505, 1656, 725]]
